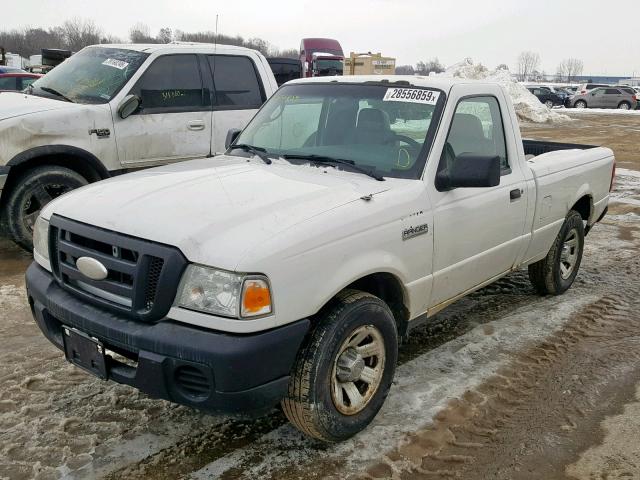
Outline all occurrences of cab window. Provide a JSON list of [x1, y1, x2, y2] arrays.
[[208, 55, 265, 108], [440, 96, 508, 175], [130, 54, 205, 113], [0, 77, 17, 90]]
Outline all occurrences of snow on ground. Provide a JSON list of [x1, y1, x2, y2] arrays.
[[611, 168, 640, 208], [190, 293, 600, 479], [562, 108, 640, 116], [438, 59, 571, 124]]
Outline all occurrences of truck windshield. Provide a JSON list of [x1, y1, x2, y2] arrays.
[[235, 83, 444, 179], [29, 47, 149, 104], [315, 59, 343, 76]]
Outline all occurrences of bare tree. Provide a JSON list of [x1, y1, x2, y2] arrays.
[[0, 19, 298, 60], [157, 27, 172, 43], [556, 58, 584, 82], [61, 18, 101, 51], [415, 58, 444, 76], [395, 65, 415, 75], [245, 37, 270, 56], [129, 22, 157, 43], [0, 27, 66, 57], [100, 34, 122, 44], [516, 51, 540, 82], [271, 48, 298, 59]]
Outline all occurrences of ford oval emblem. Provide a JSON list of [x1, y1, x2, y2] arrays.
[[76, 257, 108, 281]]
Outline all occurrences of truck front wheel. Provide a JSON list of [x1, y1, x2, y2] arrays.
[[528, 210, 585, 295], [282, 289, 398, 442], [6, 166, 88, 251]]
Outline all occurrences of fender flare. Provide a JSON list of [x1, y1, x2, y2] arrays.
[[6, 144, 110, 180]]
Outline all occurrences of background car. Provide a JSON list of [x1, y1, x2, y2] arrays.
[[575, 83, 609, 94], [0, 72, 42, 91], [527, 86, 564, 108], [0, 66, 26, 74], [616, 86, 640, 109], [567, 87, 637, 109]]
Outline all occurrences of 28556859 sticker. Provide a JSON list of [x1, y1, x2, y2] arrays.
[[102, 58, 129, 70], [383, 88, 440, 105]]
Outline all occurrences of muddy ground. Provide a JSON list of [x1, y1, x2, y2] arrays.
[[1, 114, 639, 480], [521, 111, 640, 171]]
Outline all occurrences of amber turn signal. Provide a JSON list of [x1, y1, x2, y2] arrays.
[[241, 278, 272, 317]]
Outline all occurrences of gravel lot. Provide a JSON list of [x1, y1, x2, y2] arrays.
[[1, 114, 639, 480]]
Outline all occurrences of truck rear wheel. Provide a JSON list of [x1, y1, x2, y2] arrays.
[[281, 289, 398, 442], [528, 210, 584, 295], [6, 166, 88, 251]]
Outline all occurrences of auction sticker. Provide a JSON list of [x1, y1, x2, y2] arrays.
[[102, 58, 129, 70], [383, 88, 440, 105]]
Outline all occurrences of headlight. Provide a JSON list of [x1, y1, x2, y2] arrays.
[[175, 265, 272, 318], [33, 216, 50, 267]]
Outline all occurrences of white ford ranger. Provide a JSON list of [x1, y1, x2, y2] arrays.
[[0, 42, 277, 250], [26, 76, 615, 442]]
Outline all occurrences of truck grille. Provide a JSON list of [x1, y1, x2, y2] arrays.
[[49, 215, 186, 322]]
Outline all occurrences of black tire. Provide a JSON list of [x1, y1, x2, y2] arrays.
[[282, 289, 398, 442], [574, 100, 587, 109], [528, 210, 584, 295], [544, 100, 554, 109], [617, 101, 631, 110], [6, 166, 88, 251]]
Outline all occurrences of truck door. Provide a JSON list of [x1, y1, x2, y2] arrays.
[[112, 54, 212, 168], [428, 94, 528, 309], [207, 54, 267, 155]]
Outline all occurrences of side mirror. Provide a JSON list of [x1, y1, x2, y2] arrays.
[[436, 153, 501, 190], [117, 94, 140, 119], [225, 128, 242, 150]]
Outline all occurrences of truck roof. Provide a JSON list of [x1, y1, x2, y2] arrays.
[[286, 74, 493, 91], [92, 42, 258, 55], [300, 38, 344, 57]]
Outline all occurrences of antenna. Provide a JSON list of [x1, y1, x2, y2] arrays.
[[215, 14, 218, 50]]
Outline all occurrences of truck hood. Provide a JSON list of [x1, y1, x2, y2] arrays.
[[0, 92, 77, 121], [43, 156, 390, 270]]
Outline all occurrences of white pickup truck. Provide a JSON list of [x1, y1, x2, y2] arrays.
[[26, 76, 615, 442], [0, 42, 278, 250]]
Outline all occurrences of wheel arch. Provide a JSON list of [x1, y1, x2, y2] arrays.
[[318, 272, 410, 339], [2, 145, 109, 204], [570, 194, 593, 223]]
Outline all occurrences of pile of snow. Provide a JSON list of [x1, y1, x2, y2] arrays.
[[439, 58, 571, 124]]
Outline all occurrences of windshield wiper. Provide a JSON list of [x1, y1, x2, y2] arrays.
[[39, 86, 74, 103], [230, 144, 272, 164], [282, 154, 385, 181]]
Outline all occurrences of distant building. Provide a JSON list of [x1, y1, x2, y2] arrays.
[[344, 52, 396, 76], [618, 77, 640, 86]]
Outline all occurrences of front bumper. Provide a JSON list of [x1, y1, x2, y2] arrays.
[[26, 262, 310, 414]]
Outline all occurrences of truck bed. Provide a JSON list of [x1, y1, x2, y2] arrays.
[[523, 139, 598, 158]]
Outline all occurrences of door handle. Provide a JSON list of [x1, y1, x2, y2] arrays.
[[187, 120, 205, 131], [510, 188, 522, 201]]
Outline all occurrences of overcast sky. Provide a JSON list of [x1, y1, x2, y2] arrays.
[[4, 0, 639, 76]]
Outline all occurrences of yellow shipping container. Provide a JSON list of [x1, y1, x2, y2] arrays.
[[344, 52, 396, 76]]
